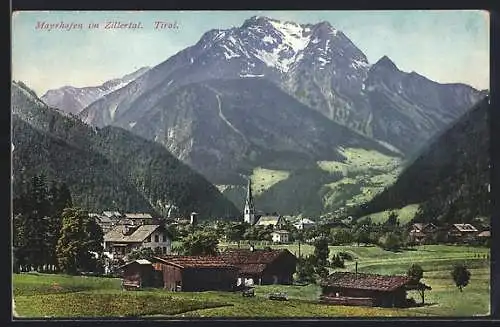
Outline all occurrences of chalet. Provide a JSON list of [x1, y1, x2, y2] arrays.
[[119, 259, 163, 289], [320, 271, 431, 308], [293, 218, 316, 230], [103, 224, 171, 260], [447, 223, 479, 243], [220, 247, 297, 286], [408, 223, 438, 244], [151, 256, 239, 292], [123, 213, 154, 225], [255, 215, 287, 229], [103, 211, 122, 219], [271, 230, 290, 244]]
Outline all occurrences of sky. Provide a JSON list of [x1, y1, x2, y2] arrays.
[[12, 10, 490, 96]]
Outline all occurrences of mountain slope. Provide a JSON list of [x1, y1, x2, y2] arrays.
[[12, 81, 240, 219], [355, 96, 490, 223], [41, 67, 149, 115]]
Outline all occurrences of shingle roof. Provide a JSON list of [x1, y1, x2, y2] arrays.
[[321, 272, 412, 292], [154, 255, 238, 269], [124, 213, 153, 219], [294, 218, 315, 225], [256, 215, 284, 226], [220, 248, 295, 266], [452, 223, 478, 232], [103, 211, 121, 217], [478, 231, 490, 237], [104, 224, 162, 243], [272, 230, 289, 234]]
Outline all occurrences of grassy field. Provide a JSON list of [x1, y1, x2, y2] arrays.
[[359, 204, 421, 224], [318, 147, 403, 210], [13, 244, 490, 318], [250, 167, 291, 196]]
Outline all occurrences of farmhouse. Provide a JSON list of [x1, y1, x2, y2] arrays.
[[447, 223, 478, 243], [103, 224, 171, 260], [220, 247, 297, 285], [320, 271, 431, 308], [123, 213, 154, 225], [271, 230, 290, 244], [293, 218, 316, 230], [408, 222, 438, 244], [119, 259, 162, 289], [255, 215, 287, 229], [150, 255, 239, 291]]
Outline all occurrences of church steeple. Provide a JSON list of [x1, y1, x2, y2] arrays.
[[244, 178, 256, 225]]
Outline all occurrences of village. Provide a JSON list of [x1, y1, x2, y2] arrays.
[[77, 180, 490, 311]]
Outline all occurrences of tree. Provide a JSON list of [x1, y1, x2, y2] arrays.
[[313, 237, 330, 267], [379, 232, 402, 251], [451, 264, 471, 292], [225, 222, 246, 247], [386, 211, 399, 227], [296, 256, 315, 283], [127, 247, 163, 261], [331, 253, 345, 268], [180, 230, 219, 256], [407, 264, 424, 283], [56, 207, 104, 274]]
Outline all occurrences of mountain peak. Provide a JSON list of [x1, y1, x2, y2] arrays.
[[373, 55, 399, 71]]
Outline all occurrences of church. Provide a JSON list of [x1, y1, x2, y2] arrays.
[[243, 179, 287, 229]]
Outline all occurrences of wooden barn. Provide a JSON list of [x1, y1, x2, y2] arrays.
[[220, 247, 297, 285], [119, 259, 163, 289], [150, 256, 239, 292], [320, 271, 431, 308]]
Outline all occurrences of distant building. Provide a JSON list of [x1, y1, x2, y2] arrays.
[[447, 223, 479, 243], [220, 247, 297, 285], [123, 213, 154, 225], [408, 223, 438, 244], [255, 215, 287, 229], [320, 271, 431, 307], [271, 230, 290, 244], [243, 179, 256, 225], [190, 212, 199, 226], [103, 224, 171, 260], [294, 218, 316, 230], [151, 256, 239, 292], [103, 211, 122, 219], [118, 259, 162, 289]]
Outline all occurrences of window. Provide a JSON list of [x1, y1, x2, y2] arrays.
[[145, 236, 151, 243], [154, 235, 159, 243], [162, 233, 167, 242], [162, 246, 167, 254]]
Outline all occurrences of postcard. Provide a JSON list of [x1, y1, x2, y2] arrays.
[[11, 10, 490, 319]]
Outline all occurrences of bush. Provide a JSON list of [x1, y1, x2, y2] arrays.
[[338, 251, 355, 261], [330, 254, 345, 268]]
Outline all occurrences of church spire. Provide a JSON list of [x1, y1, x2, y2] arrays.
[[244, 178, 256, 224]]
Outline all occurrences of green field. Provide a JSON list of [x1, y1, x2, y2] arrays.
[[318, 147, 403, 210], [359, 204, 421, 224], [250, 167, 291, 196], [13, 245, 490, 318]]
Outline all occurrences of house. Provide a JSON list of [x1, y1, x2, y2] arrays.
[[150, 255, 239, 292], [447, 223, 479, 243], [119, 259, 163, 289], [271, 230, 290, 244], [220, 247, 297, 285], [103, 224, 171, 260], [103, 211, 122, 219], [95, 215, 115, 234], [320, 271, 431, 308], [123, 213, 154, 225], [408, 222, 438, 244], [255, 215, 287, 229], [293, 218, 316, 230]]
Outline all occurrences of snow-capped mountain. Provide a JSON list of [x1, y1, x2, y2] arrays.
[[52, 15, 482, 162], [41, 66, 149, 115]]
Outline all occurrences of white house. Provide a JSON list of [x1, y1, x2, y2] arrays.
[[271, 230, 290, 244], [103, 224, 171, 261], [293, 218, 316, 230]]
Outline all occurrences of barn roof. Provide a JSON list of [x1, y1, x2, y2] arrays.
[[452, 223, 478, 232], [153, 255, 238, 269], [103, 211, 122, 217], [220, 248, 296, 265], [321, 272, 412, 292], [104, 224, 162, 243], [118, 259, 152, 269], [478, 230, 491, 237]]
